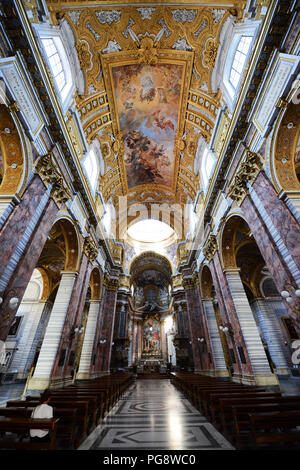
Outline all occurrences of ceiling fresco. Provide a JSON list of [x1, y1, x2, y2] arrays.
[[46, 2, 246, 236]]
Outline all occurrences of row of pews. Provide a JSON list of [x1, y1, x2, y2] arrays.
[[171, 372, 300, 450], [0, 372, 134, 450]]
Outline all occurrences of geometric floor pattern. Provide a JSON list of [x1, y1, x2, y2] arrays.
[[79, 379, 235, 450]]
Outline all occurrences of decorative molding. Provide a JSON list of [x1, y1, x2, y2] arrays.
[[203, 234, 218, 262], [227, 151, 263, 205], [83, 236, 98, 263], [35, 153, 72, 207]]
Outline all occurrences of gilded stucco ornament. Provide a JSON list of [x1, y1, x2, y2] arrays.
[[137, 37, 158, 65], [203, 234, 218, 262]]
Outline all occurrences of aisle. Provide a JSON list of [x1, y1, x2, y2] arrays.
[[79, 379, 234, 450]]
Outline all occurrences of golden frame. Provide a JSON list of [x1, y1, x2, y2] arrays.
[[101, 47, 194, 196]]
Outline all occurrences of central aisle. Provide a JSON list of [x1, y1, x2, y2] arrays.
[[79, 379, 234, 450]]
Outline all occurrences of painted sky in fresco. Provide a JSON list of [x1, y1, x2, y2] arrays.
[[112, 63, 183, 188]]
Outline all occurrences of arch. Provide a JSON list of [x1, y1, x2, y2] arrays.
[[89, 267, 103, 301], [271, 101, 300, 191], [0, 105, 28, 196], [219, 212, 251, 270], [51, 215, 81, 272], [128, 250, 174, 279], [199, 264, 214, 299]]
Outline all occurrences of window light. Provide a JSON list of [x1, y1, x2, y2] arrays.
[[229, 36, 252, 89]]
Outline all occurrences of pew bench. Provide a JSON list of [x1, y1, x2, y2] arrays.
[[0, 417, 59, 450], [249, 410, 300, 449], [233, 400, 300, 449]]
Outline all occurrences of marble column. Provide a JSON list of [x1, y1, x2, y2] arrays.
[[58, 254, 93, 382], [0, 174, 49, 285], [209, 253, 244, 379], [251, 298, 290, 375], [202, 299, 228, 377], [96, 278, 118, 374], [183, 274, 210, 372], [28, 271, 77, 390], [77, 300, 101, 380], [241, 190, 300, 335], [225, 268, 277, 385], [0, 197, 59, 341], [251, 172, 300, 281], [10, 300, 48, 380]]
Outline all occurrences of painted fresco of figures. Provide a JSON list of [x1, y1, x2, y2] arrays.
[[112, 63, 183, 188], [143, 318, 161, 353]]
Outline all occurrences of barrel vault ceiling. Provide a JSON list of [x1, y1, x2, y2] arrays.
[[46, 1, 246, 223]]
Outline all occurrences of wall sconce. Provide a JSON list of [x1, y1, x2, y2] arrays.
[[197, 337, 205, 343], [99, 339, 107, 345], [74, 326, 84, 335], [9, 297, 19, 309], [219, 323, 234, 337], [281, 288, 300, 305]]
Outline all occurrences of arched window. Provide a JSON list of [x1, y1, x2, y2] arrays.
[[83, 149, 98, 192], [201, 148, 216, 190], [229, 36, 252, 89], [221, 21, 260, 111], [41, 38, 66, 92]]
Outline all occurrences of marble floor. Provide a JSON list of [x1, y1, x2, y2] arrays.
[[78, 379, 235, 451]]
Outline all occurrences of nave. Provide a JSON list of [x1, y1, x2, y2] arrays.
[[78, 379, 234, 451]]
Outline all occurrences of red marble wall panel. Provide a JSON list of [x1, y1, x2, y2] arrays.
[[97, 287, 118, 373], [253, 172, 300, 273], [185, 283, 210, 371], [210, 252, 253, 376], [0, 197, 58, 341], [0, 174, 46, 276], [242, 193, 300, 336], [51, 252, 93, 379]]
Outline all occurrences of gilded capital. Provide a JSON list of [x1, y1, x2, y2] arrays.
[[227, 151, 262, 205], [83, 236, 98, 263], [203, 234, 218, 262]]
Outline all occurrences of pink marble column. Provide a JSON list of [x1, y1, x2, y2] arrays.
[[0, 196, 58, 341], [51, 252, 93, 381], [253, 172, 300, 273], [97, 285, 118, 373], [0, 174, 46, 275], [210, 252, 250, 378], [241, 192, 300, 335], [183, 276, 211, 372]]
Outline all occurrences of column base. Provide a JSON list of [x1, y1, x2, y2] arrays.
[[194, 369, 229, 378], [27, 377, 50, 390], [76, 372, 91, 380], [275, 368, 290, 376], [232, 373, 279, 386]]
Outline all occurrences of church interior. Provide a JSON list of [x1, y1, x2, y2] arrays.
[[0, 0, 300, 453]]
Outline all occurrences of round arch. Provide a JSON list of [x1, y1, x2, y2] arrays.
[[199, 264, 214, 299], [51, 215, 81, 272], [128, 250, 175, 280], [270, 101, 300, 191], [0, 104, 30, 196], [89, 267, 103, 301]]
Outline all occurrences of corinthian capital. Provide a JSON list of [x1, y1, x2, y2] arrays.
[[83, 236, 98, 263], [203, 234, 218, 262]]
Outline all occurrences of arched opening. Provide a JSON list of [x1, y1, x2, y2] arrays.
[[221, 215, 291, 377], [128, 251, 175, 375], [0, 105, 26, 196], [1, 218, 81, 389]]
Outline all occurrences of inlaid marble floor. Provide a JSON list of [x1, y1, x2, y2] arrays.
[[78, 379, 235, 451]]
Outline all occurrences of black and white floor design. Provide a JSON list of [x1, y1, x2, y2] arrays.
[[78, 379, 235, 451]]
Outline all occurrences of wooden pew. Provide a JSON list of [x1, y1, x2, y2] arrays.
[[7, 399, 88, 447], [233, 399, 300, 449], [2, 404, 79, 449], [209, 391, 277, 424], [0, 417, 59, 450], [249, 410, 300, 449], [218, 395, 297, 439]]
